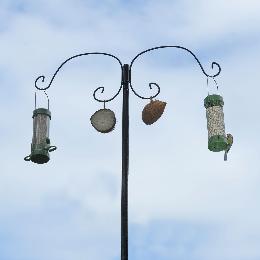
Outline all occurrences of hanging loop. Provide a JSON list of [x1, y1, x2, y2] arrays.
[[207, 76, 220, 95], [213, 77, 219, 90]]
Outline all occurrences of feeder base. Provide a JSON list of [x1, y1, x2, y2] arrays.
[[208, 135, 227, 152], [30, 149, 50, 164]]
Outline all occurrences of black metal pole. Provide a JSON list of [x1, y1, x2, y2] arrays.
[[121, 64, 129, 260]]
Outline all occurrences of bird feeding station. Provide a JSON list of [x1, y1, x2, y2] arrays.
[[24, 93, 57, 164], [25, 45, 233, 260]]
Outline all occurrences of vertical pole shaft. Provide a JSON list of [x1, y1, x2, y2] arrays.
[[121, 64, 129, 260]]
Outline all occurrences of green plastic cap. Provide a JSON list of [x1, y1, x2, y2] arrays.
[[204, 94, 224, 109], [31, 149, 50, 164], [208, 135, 228, 152], [33, 108, 51, 119]]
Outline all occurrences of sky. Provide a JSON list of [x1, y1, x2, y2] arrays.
[[0, 0, 260, 259]]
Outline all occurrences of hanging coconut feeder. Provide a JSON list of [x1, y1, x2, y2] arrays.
[[204, 94, 228, 152], [142, 99, 167, 125], [90, 108, 116, 133]]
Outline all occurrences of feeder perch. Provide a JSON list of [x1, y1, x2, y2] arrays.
[[204, 94, 228, 152], [24, 108, 57, 164]]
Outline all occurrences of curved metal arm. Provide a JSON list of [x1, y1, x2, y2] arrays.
[[129, 45, 222, 100], [35, 52, 123, 103], [129, 82, 161, 100], [130, 45, 221, 77], [93, 85, 123, 103]]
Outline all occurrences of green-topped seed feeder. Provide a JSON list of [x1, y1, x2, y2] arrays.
[[204, 94, 228, 152], [24, 93, 57, 164]]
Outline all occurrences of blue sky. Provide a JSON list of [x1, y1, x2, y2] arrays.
[[0, 0, 260, 259]]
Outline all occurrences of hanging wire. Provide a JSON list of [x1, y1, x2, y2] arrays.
[[34, 91, 50, 110], [213, 77, 219, 91], [207, 76, 220, 95], [34, 92, 37, 109], [206, 77, 210, 96], [44, 91, 50, 110]]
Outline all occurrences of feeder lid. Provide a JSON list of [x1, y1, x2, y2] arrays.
[[204, 94, 224, 109], [33, 108, 51, 119], [90, 108, 116, 133]]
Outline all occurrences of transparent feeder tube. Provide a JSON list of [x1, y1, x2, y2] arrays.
[[25, 108, 56, 164], [32, 110, 50, 147]]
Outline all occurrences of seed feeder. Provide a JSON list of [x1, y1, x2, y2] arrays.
[[24, 92, 57, 164], [90, 102, 116, 133], [142, 98, 167, 125], [204, 94, 228, 152]]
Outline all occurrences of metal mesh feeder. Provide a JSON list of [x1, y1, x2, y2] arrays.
[[24, 108, 57, 164], [204, 94, 228, 152]]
